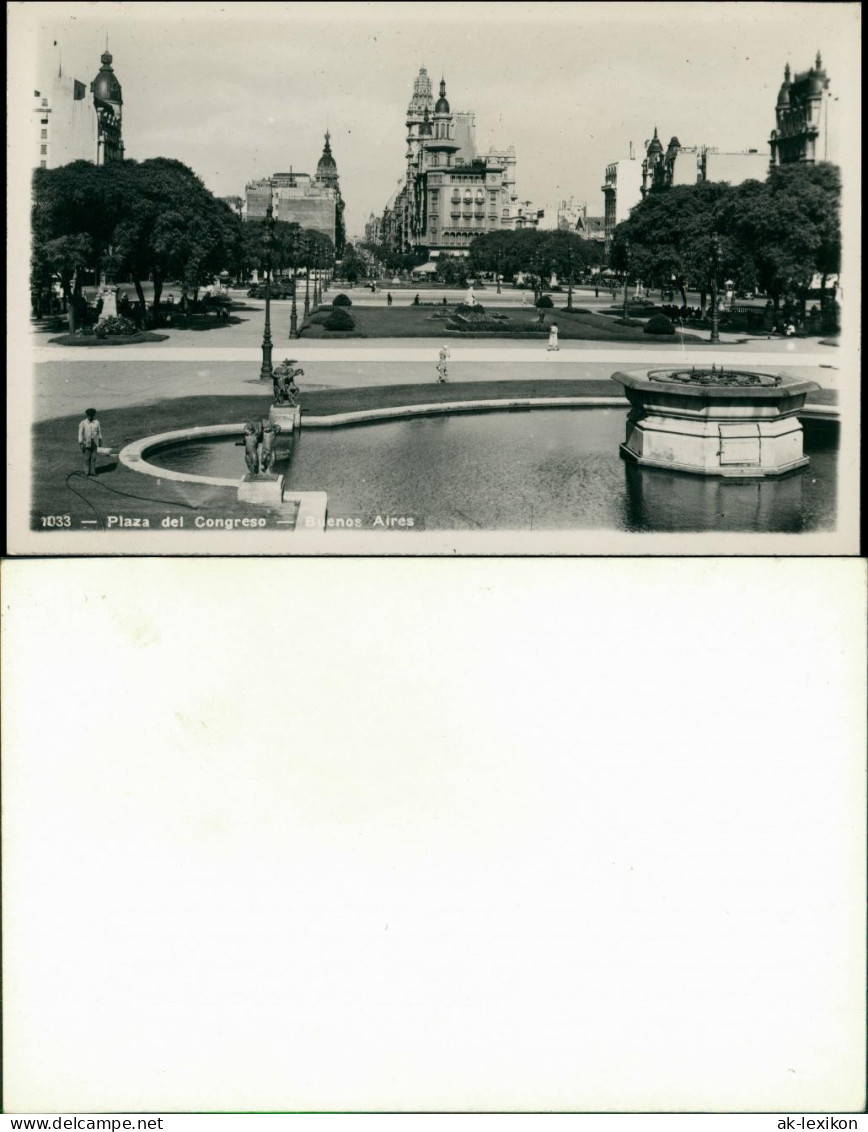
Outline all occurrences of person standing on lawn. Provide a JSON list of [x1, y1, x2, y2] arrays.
[[78, 408, 102, 476]]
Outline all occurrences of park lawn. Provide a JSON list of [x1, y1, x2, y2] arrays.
[[299, 304, 705, 343]]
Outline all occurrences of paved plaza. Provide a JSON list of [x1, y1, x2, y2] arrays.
[[32, 296, 839, 423]]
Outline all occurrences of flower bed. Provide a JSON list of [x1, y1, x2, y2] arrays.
[[49, 331, 170, 347]]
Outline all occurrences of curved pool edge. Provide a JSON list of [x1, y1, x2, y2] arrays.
[[119, 423, 246, 487], [118, 396, 838, 486], [302, 395, 628, 427]]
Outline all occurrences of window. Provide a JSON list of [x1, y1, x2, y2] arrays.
[[40, 144, 47, 154], [41, 118, 48, 124], [41, 129, 47, 138], [40, 160, 47, 168]]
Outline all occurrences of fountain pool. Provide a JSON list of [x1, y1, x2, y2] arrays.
[[146, 407, 837, 533]]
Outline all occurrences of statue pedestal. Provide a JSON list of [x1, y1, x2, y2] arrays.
[[269, 404, 301, 433], [98, 289, 118, 322], [238, 473, 284, 504]]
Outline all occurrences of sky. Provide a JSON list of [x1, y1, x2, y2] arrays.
[[15, 1, 860, 239]]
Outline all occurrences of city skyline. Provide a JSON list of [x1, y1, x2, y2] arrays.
[[19, 1, 858, 239]]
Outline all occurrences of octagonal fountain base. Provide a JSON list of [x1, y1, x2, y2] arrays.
[[611, 367, 820, 478]]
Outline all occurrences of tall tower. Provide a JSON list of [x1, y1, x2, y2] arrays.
[[90, 45, 124, 164], [315, 130, 345, 255], [425, 78, 458, 166], [770, 52, 834, 166], [406, 67, 434, 173], [315, 130, 339, 190]]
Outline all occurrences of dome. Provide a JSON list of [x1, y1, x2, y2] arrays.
[[777, 63, 791, 107], [92, 49, 122, 104], [647, 127, 663, 155], [316, 131, 337, 176], [807, 71, 826, 94], [434, 78, 450, 115]]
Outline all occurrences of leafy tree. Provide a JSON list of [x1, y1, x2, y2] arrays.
[[610, 181, 734, 310], [31, 161, 124, 327], [546, 231, 596, 308], [111, 159, 241, 318], [337, 243, 366, 283], [721, 163, 840, 319]]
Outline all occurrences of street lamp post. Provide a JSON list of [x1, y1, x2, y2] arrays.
[[303, 241, 311, 318], [567, 249, 574, 311], [622, 241, 630, 324], [710, 235, 721, 344], [289, 234, 298, 338], [259, 200, 275, 382]]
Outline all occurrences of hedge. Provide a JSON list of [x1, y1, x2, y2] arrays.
[[323, 308, 356, 331], [332, 293, 353, 307], [644, 313, 676, 335]]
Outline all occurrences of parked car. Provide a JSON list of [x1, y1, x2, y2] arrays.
[[247, 281, 295, 299]]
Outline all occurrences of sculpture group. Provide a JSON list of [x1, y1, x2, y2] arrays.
[[272, 359, 304, 406], [239, 359, 305, 475], [242, 419, 282, 475]]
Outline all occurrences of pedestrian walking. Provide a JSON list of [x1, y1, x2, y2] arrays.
[[387, 292, 393, 306], [436, 345, 450, 383], [547, 323, 560, 351], [78, 408, 102, 476]]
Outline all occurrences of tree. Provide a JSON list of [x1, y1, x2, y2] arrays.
[[337, 243, 366, 283], [545, 231, 597, 308], [111, 159, 241, 319], [32, 161, 124, 327], [611, 181, 734, 310], [721, 163, 840, 320]]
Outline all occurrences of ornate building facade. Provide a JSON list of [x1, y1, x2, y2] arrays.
[[378, 68, 531, 259], [769, 52, 836, 167], [244, 133, 346, 254], [34, 44, 124, 169], [640, 127, 767, 197]]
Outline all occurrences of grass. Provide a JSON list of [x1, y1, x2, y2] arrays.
[[298, 305, 706, 343]]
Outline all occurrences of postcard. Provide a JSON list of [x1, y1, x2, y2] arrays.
[[6, 1, 861, 555]]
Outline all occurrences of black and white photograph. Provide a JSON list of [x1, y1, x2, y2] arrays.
[[6, 0, 861, 555]]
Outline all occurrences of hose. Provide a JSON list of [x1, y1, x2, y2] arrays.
[[65, 471, 201, 531]]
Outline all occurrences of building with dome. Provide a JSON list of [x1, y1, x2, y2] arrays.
[[640, 127, 767, 198], [33, 42, 124, 169], [243, 132, 346, 254], [769, 53, 837, 167], [377, 67, 532, 259]]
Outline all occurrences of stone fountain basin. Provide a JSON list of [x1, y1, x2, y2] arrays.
[[611, 368, 819, 419], [610, 368, 821, 477]]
